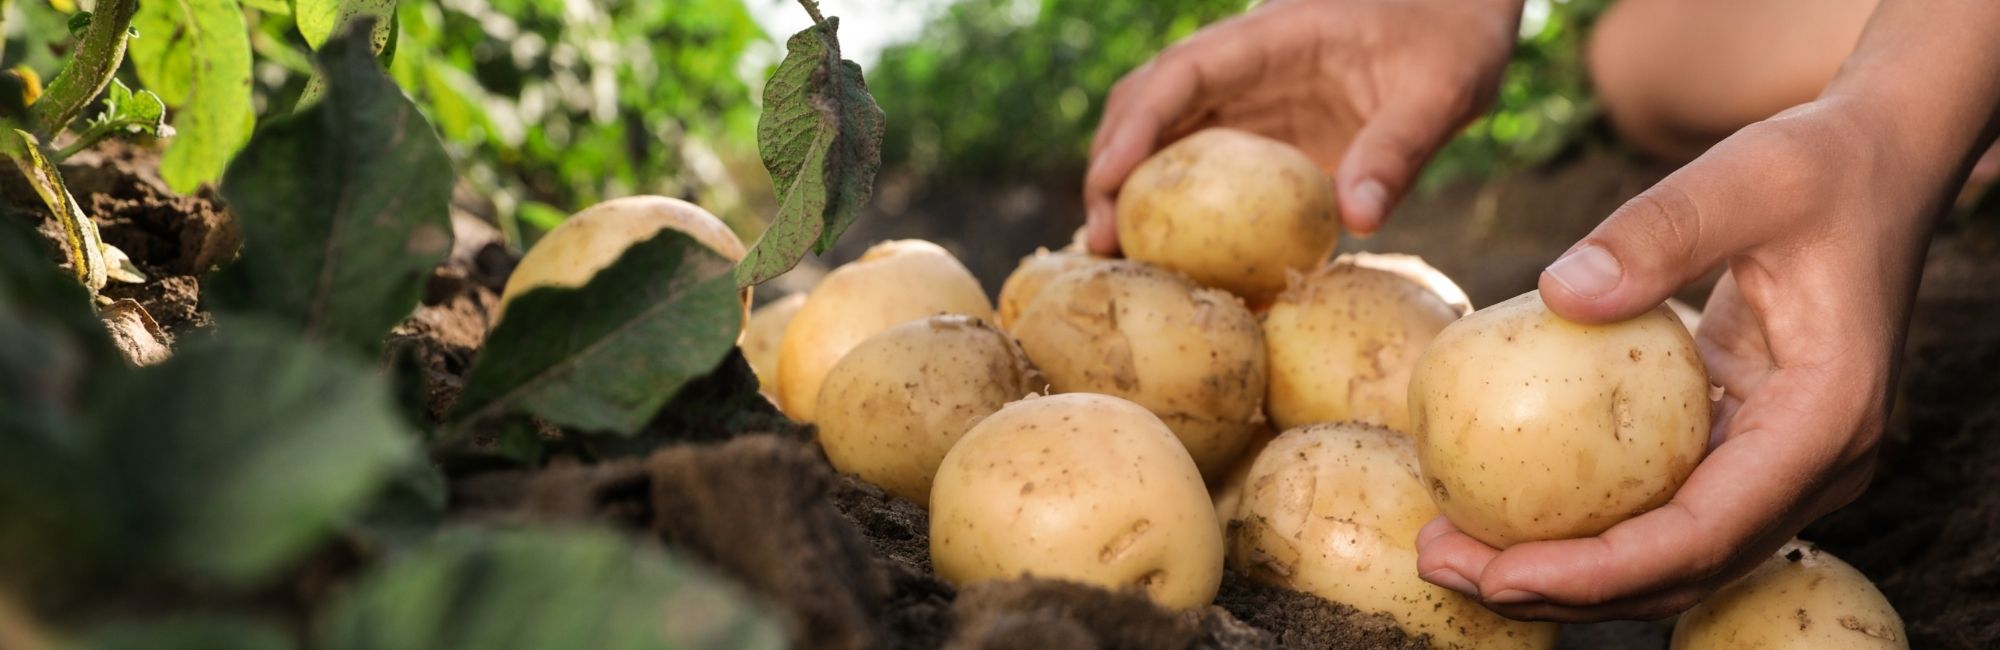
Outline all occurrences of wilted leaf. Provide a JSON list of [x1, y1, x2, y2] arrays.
[[82, 615, 294, 650], [5, 128, 105, 290], [99, 299, 170, 366], [734, 17, 884, 287], [73, 319, 419, 585], [450, 230, 742, 436], [319, 528, 786, 650], [207, 19, 454, 355], [130, 0, 254, 192]]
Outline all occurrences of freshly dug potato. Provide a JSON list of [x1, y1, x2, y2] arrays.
[[499, 195, 749, 323], [1011, 260, 1267, 479], [776, 240, 993, 421], [1231, 423, 1556, 650], [742, 293, 806, 398], [1263, 254, 1471, 432], [1673, 540, 1906, 649], [930, 393, 1224, 609], [815, 315, 1042, 504], [995, 247, 1101, 330], [1409, 291, 1711, 548], [1117, 128, 1339, 304]]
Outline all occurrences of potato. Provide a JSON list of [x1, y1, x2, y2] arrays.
[[1263, 254, 1471, 432], [500, 196, 749, 323], [776, 240, 993, 422], [815, 315, 1042, 504], [1117, 128, 1339, 305], [930, 393, 1224, 609], [1011, 260, 1267, 479], [742, 293, 806, 398], [1673, 540, 1906, 649], [1231, 423, 1556, 649], [995, 246, 1101, 330], [1409, 291, 1711, 548]]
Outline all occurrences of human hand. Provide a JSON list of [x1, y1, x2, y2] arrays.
[[1082, 0, 1522, 254], [1412, 97, 1962, 621]]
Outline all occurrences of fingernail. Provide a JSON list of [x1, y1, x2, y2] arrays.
[[1485, 589, 1544, 604], [1420, 569, 1478, 595], [1545, 244, 1622, 299], [1348, 179, 1387, 232]]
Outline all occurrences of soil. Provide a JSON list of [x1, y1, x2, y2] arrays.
[[17, 142, 1999, 648]]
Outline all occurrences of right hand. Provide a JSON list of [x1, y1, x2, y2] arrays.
[[1084, 0, 1523, 254]]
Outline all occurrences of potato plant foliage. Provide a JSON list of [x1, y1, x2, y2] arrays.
[[0, 1, 879, 644]]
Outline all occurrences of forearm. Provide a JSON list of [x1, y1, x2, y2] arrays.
[[1823, 0, 2000, 179]]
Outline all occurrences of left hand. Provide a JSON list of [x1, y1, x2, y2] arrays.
[[1411, 96, 1960, 621]]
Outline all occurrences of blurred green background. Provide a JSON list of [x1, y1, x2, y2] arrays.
[[1, 0, 1610, 253]]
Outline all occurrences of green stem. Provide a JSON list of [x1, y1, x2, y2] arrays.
[[795, 0, 825, 26], [31, 0, 138, 135], [51, 122, 117, 161]]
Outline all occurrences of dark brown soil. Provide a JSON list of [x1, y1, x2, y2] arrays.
[[17, 140, 1999, 649]]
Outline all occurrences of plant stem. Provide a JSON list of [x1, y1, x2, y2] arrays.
[[795, 0, 825, 26], [51, 122, 116, 161], [32, 0, 138, 135]]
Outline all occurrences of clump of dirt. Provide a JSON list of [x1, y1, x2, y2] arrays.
[[1214, 575, 1428, 649], [61, 143, 239, 279]]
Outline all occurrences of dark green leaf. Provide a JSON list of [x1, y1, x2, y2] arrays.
[[0, 218, 118, 588], [77, 319, 420, 584], [449, 230, 742, 435], [735, 17, 884, 287], [130, 0, 254, 192], [82, 615, 295, 650], [67, 11, 92, 39], [207, 19, 454, 355], [320, 528, 785, 650]]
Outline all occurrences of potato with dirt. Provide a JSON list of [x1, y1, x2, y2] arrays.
[[1263, 253, 1471, 432], [815, 315, 1042, 504], [499, 195, 749, 323], [996, 246, 1102, 330], [1231, 422, 1556, 649], [742, 293, 806, 398], [930, 393, 1224, 609], [1116, 127, 1340, 305], [1672, 540, 1906, 649], [1409, 291, 1711, 548], [776, 240, 993, 422], [1010, 260, 1267, 479]]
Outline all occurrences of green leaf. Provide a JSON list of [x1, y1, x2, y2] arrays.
[[82, 615, 295, 650], [735, 17, 885, 287], [320, 528, 786, 650], [448, 230, 742, 436], [77, 319, 419, 584], [84, 79, 169, 138], [207, 19, 454, 356], [296, 0, 395, 51], [130, 0, 254, 192]]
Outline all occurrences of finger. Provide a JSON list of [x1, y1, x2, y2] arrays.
[[1480, 584, 1710, 623], [1538, 133, 1802, 324], [1413, 517, 1498, 597], [1464, 365, 1867, 611], [1333, 93, 1470, 234]]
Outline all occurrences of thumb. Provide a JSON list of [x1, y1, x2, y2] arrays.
[[1335, 95, 1467, 235], [1538, 150, 1784, 323]]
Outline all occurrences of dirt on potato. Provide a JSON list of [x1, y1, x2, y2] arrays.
[[15, 142, 2000, 649]]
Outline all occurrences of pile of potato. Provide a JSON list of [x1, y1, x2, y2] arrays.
[[509, 129, 1906, 648]]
